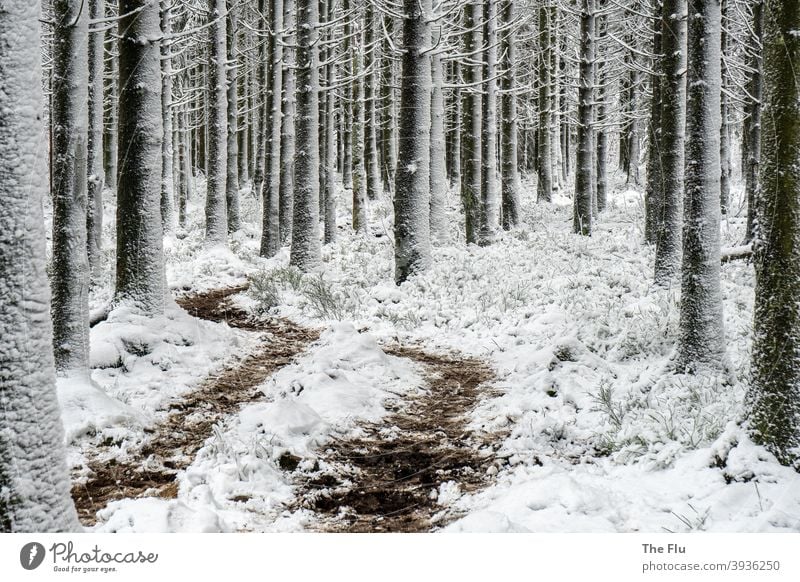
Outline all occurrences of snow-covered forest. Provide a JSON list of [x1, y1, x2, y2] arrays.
[[0, 0, 799, 534]]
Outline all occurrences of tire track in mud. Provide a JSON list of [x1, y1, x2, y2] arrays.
[[71, 286, 320, 525], [295, 346, 497, 532], [72, 285, 499, 532]]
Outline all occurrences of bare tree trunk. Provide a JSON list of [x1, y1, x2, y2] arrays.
[[653, 0, 687, 285], [429, 22, 448, 244], [51, 0, 91, 375], [0, 1, 82, 532], [461, 2, 482, 244], [352, 12, 367, 233], [573, 0, 595, 235], [261, 0, 283, 257], [87, 0, 106, 276], [747, 0, 800, 468], [225, 0, 240, 232], [395, 0, 433, 284], [719, 0, 731, 216], [500, 0, 521, 229], [678, 0, 724, 371], [537, 2, 553, 203], [364, 3, 380, 201], [644, 5, 662, 245], [116, 0, 165, 314], [744, 0, 764, 244], [480, 0, 499, 245], [205, 0, 228, 245], [323, 0, 337, 245], [161, 2, 176, 233], [280, 0, 296, 245], [290, 0, 322, 271]]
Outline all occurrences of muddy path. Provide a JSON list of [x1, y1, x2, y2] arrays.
[[295, 346, 496, 532], [71, 286, 320, 525]]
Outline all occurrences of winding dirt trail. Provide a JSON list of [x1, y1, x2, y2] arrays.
[[72, 286, 497, 531], [71, 286, 319, 525]]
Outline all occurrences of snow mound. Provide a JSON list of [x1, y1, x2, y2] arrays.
[[95, 498, 225, 533]]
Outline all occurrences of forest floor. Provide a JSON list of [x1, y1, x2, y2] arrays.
[[56, 172, 800, 533]]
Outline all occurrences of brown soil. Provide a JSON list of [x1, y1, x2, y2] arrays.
[[295, 345, 497, 532], [71, 286, 319, 525]]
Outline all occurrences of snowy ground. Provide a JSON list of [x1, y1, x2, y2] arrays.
[[60, 171, 800, 533]]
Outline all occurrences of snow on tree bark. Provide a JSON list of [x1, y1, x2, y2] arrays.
[[103, 9, 118, 194], [0, 0, 81, 532], [500, 0, 521, 230], [746, 0, 800, 468], [323, 0, 337, 245], [161, 2, 176, 234], [87, 0, 105, 276], [394, 0, 433, 284], [225, 0, 241, 233], [719, 0, 731, 216], [573, 0, 595, 236], [480, 0, 499, 245], [279, 0, 296, 245], [537, 2, 553, 204], [644, 7, 663, 245], [744, 0, 763, 244], [116, 0, 165, 315], [461, 2, 482, 244], [261, 0, 284, 257], [352, 13, 367, 233], [653, 0, 687, 285], [290, 0, 322, 271], [51, 0, 91, 374], [429, 28, 448, 244], [205, 0, 228, 245], [253, 0, 268, 200], [364, 3, 380, 202], [678, 0, 725, 371]]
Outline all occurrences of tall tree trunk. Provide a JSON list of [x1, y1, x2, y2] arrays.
[[573, 0, 595, 235], [87, 0, 105, 276], [205, 0, 228, 245], [341, 0, 353, 190], [253, 0, 267, 202], [103, 9, 118, 193], [644, 5, 663, 244], [480, 0, 499, 244], [627, 63, 641, 186], [595, 8, 608, 213], [395, 0, 433, 284], [323, 0, 337, 245], [52, 0, 91, 376], [290, 0, 322, 271], [280, 0, 296, 245], [746, 0, 800, 468], [500, 0, 521, 230], [352, 13, 367, 233], [261, 0, 283, 257], [225, 0, 240, 232], [430, 25, 448, 243], [719, 0, 731, 216], [116, 0, 165, 313], [0, 0, 82, 532], [380, 16, 396, 194], [447, 59, 462, 192], [364, 3, 380, 201], [537, 2, 553, 203], [461, 2, 482, 244], [653, 0, 687, 285], [678, 0, 724, 371], [744, 1, 764, 244], [161, 2, 176, 233]]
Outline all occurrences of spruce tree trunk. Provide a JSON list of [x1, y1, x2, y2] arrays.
[[0, 1, 82, 532], [352, 14, 367, 233], [744, 1, 764, 244], [430, 44, 448, 244], [290, 0, 322, 271], [627, 64, 641, 186], [103, 11, 118, 193], [480, 0, 499, 245], [323, 0, 337, 245], [87, 0, 105, 277], [380, 16, 396, 194], [161, 2, 176, 233], [261, 0, 283, 257], [51, 0, 91, 375], [461, 2, 482, 244], [573, 0, 595, 235], [678, 0, 725, 371], [500, 0, 521, 230], [279, 0, 296, 245], [116, 0, 165, 314], [253, 0, 267, 201], [205, 0, 228, 245], [719, 0, 731, 216], [644, 9, 663, 245], [225, 0, 240, 233], [537, 3, 553, 203], [341, 0, 353, 190], [177, 105, 189, 229], [394, 0, 433, 284], [448, 59, 462, 192], [747, 0, 800, 468], [653, 0, 687, 285], [364, 4, 380, 201]]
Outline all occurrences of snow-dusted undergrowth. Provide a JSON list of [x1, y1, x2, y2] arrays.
[[67, 172, 799, 532]]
